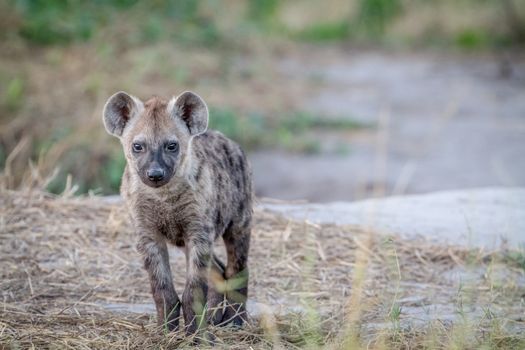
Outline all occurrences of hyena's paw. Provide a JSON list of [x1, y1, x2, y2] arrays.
[[159, 304, 181, 332], [206, 291, 226, 326], [221, 302, 247, 327]]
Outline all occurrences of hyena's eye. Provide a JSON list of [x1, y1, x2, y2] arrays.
[[165, 142, 179, 152], [132, 143, 144, 153]]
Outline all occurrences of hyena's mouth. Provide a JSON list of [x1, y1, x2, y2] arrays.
[[140, 173, 172, 188], [145, 180, 168, 188], [144, 178, 171, 188]]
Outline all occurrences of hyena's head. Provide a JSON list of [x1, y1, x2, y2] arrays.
[[103, 91, 208, 188]]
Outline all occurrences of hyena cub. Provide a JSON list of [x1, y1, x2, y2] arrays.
[[102, 91, 252, 335]]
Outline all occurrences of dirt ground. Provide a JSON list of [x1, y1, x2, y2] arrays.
[[1, 189, 523, 349], [251, 48, 525, 202]]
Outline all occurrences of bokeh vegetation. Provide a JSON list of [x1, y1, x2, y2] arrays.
[[1, 0, 524, 194], [5, 0, 524, 47]]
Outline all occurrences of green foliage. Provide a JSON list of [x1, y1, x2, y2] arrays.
[[208, 108, 266, 150], [248, 0, 279, 23], [504, 249, 525, 272], [357, 0, 402, 38], [102, 150, 127, 193], [12, 0, 104, 44], [8, 0, 219, 46], [45, 172, 66, 194], [282, 112, 366, 131], [209, 108, 364, 154], [3, 77, 24, 111], [389, 302, 401, 323], [455, 29, 489, 50], [141, 16, 164, 42], [296, 0, 406, 43], [296, 21, 350, 42], [389, 302, 402, 342], [5, 0, 523, 49], [0, 144, 5, 169]]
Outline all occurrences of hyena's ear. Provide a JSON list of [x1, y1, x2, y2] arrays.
[[102, 91, 144, 137], [169, 91, 208, 136]]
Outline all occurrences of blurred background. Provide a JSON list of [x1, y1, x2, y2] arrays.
[[1, 0, 524, 202]]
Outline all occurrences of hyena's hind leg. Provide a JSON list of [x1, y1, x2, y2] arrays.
[[207, 253, 227, 325], [221, 225, 250, 326]]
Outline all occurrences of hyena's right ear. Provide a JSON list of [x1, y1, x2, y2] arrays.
[[102, 91, 144, 137]]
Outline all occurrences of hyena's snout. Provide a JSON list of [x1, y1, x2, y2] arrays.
[[142, 162, 171, 188], [146, 166, 165, 182]]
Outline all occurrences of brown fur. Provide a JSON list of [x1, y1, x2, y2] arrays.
[[103, 91, 253, 336]]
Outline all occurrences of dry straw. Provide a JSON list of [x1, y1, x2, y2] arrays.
[[0, 188, 524, 349]]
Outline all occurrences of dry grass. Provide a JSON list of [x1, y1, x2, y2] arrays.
[[0, 188, 524, 349]]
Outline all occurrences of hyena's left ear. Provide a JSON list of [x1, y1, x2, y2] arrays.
[[103, 91, 144, 137], [169, 91, 208, 136]]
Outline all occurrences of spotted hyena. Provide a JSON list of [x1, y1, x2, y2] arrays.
[[102, 91, 252, 335]]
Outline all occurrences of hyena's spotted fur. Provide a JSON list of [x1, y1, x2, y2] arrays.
[[103, 92, 252, 335]]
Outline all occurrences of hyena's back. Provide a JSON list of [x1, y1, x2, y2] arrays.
[[191, 130, 253, 239]]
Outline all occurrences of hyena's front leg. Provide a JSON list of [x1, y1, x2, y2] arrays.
[[182, 234, 212, 335], [137, 233, 180, 331]]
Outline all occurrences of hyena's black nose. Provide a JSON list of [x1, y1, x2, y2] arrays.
[[147, 168, 165, 182]]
